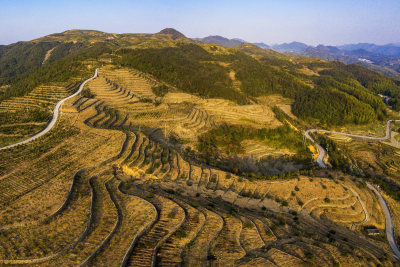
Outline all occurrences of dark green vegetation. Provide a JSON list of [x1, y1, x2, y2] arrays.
[[81, 87, 96, 98], [313, 134, 350, 171], [293, 88, 378, 125], [0, 41, 110, 101], [231, 51, 310, 99], [117, 44, 248, 104], [151, 84, 169, 97]]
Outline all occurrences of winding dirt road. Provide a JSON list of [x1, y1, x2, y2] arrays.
[[0, 69, 98, 151]]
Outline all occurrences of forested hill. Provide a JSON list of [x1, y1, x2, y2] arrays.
[[1, 28, 400, 126]]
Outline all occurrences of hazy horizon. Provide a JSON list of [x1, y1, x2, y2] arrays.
[[1, 0, 400, 46]]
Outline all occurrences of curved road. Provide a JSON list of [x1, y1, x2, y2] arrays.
[[0, 69, 98, 151], [305, 120, 400, 259], [367, 183, 400, 259], [305, 120, 396, 168]]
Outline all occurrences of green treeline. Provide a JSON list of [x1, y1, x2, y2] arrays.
[[0, 42, 111, 102], [232, 52, 311, 99], [116, 43, 248, 104], [314, 75, 386, 118], [0, 42, 58, 83], [292, 89, 377, 125], [231, 52, 384, 125], [320, 63, 400, 112]]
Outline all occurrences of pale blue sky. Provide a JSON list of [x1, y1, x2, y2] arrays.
[[1, 0, 399, 45]]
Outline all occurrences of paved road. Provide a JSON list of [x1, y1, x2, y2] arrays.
[[304, 130, 327, 168], [0, 69, 98, 151], [367, 183, 400, 259], [305, 120, 397, 168], [305, 120, 400, 259]]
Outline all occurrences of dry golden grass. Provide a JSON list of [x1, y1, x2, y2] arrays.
[[229, 70, 242, 92], [120, 143, 384, 230], [0, 172, 91, 260], [157, 200, 205, 266], [297, 66, 320, 76], [125, 193, 185, 267], [42, 47, 56, 64], [100, 66, 157, 99], [253, 218, 276, 242], [239, 216, 265, 251], [241, 139, 296, 160], [163, 92, 201, 103], [43, 175, 119, 266], [0, 85, 70, 112], [201, 99, 280, 129], [164, 92, 281, 128], [0, 170, 74, 226], [320, 242, 379, 267], [87, 179, 157, 266], [267, 179, 298, 200], [85, 77, 140, 110], [201, 43, 233, 55], [183, 208, 223, 267], [239, 257, 275, 266], [0, 63, 392, 266], [211, 215, 246, 265], [0, 98, 125, 226], [266, 248, 303, 266], [328, 133, 352, 143], [308, 144, 318, 160], [382, 191, 400, 242], [86, 68, 283, 149], [291, 177, 348, 206], [351, 182, 385, 229]]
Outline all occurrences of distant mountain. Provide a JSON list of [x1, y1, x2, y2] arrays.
[[157, 28, 187, 40], [253, 42, 270, 49], [195, 34, 400, 77], [270, 42, 310, 53], [302, 45, 400, 77], [195, 35, 245, 47], [303, 45, 358, 64], [232, 38, 246, 43], [339, 43, 400, 57]]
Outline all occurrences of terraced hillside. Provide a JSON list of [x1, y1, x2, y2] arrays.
[[0, 66, 398, 266], [0, 82, 81, 146]]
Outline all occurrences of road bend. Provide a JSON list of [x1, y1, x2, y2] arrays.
[[0, 69, 98, 151]]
